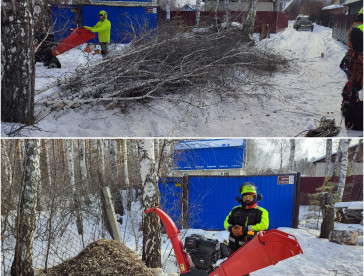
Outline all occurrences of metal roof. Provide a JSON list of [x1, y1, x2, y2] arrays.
[[175, 139, 245, 150], [174, 139, 246, 170]]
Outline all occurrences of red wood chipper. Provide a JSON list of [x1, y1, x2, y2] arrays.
[[35, 28, 96, 68], [145, 207, 303, 276]]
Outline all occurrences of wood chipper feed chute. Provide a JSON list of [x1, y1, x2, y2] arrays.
[[144, 207, 194, 274], [35, 28, 96, 68], [211, 229, 303, 276], [52, 28, 96, 56], [145, 207, 303, 276]]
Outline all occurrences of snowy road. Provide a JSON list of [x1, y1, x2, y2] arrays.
[[2, 22, 362, 137]]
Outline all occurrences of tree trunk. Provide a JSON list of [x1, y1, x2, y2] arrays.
[[78, 139, 89, 195], [109, 139, 119, 187], [41, 139, 52, 187], [337, 139, 349, 200], [319, 192, 334, 239], [238, 0, 243, 11], [205, 0, 210, 11], [196, 0, 202, 26], [288, 139, 295, 173], [324, 139, 332, 176], [65, 139, 83, 235], [242, 0, 258, 35], [32, 0, 50, 33], [224, 0, 231, 26], [166, 0, 171, 21], [2, 0, 35, 123], [98, 139, 106, 183], [332, 140, 343, 176], [139, 139, 161, 268], [11, 140, 41, 276], [215, 0, 220, 12]]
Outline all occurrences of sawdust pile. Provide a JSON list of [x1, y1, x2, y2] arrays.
[[39, 239, 155, 276]]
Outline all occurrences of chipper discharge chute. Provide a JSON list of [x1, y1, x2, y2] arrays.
[[35, 28, 96, 68], [145, 207, 303, 276]]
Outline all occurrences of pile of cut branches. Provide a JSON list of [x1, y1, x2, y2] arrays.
[[38, 25, 288, 112]]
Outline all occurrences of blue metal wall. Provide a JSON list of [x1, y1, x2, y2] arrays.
[[82, 5, 158, 43], [188, 175, 296, 230], [174, 140, 246, 170], [51, 5, 78, 42], [159, 178, 183, 229]]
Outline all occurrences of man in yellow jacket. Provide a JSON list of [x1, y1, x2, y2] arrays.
[[224, 182, 269, 256], [84, 10, 111, 57]]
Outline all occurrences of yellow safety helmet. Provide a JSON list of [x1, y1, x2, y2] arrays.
[[99, 10, 107, 18], [239, 182, 257, 195]]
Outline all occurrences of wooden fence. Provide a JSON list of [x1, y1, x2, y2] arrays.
[[159, 11, 289, 33], [299, 175, 363, 205], [317, 13, 357, 45]]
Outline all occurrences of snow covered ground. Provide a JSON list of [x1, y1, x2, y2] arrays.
[[2, 22, 362, 137]]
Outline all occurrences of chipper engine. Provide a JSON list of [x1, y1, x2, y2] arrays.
[[145, 207, 303, 276], [35, 28, 96, 68]]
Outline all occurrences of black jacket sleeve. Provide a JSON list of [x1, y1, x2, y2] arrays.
[[350, 27, 363, 53]]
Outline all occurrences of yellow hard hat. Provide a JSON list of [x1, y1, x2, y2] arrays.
[[99, 10, 107, 18]]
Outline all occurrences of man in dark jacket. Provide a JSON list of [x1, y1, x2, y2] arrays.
[[224, 182, 269, 255], [341, 8, 363, 102]]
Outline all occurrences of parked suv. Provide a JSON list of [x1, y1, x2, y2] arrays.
[[294, 15, 313, 31]]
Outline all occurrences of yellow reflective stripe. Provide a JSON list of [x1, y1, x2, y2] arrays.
[[355, 24, 363, 32], [251, 207, 269, 231]]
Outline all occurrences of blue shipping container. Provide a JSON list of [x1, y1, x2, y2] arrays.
[[174, 139, 246, 170], [82, 5, 158, 43], [159, 178, 183, 229], [187, 175, 297, 230], [51, 5, 78, 42]]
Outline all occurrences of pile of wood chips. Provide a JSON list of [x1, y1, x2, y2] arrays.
[[38, 239, 155, 276]]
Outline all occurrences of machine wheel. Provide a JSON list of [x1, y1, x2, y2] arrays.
[[48, 57, 61, 69]]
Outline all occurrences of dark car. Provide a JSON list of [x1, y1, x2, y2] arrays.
[[294, 15, 314, 31]]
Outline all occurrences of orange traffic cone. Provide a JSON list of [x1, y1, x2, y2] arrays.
[[85, 44, 91, 53]]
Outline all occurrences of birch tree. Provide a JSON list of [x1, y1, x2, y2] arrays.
[[78, 139, 89, 196], [138, 139, 161, 268], [348, 139, 362, 174], [109, 139, 119, 187], [123, 140, 132, 210], [272, 140, 290, 173], [324, 139, 332, 176], [196, 0, 202, 26], [166, 0, 171, 21], [242, 0, 259, 35], [41, 139, 52, 186], [1, 141, 15, 248], [288, 139, 295, 173], [32, 0, 49, 33], [98, 139, 106, 182], [65, 139, 83, 235], [337, 139, 349, 200], [224, 0, 231, 26], [205, 0, 210, 11], [332, 140, 343, 176], [11, 140, 40, 276], [2, 0, 35, 124]]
